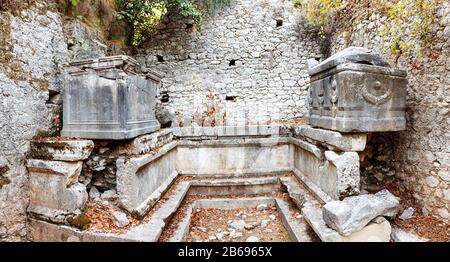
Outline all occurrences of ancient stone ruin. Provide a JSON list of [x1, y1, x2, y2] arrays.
[[22, 48, 415, 242], [0, 0, 449, 243]]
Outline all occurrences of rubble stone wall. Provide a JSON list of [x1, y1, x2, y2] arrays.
[[137, 0, 321, 127]]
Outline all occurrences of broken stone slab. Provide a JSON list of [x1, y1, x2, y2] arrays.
[[293, 125, 367, 152], [30, 140, 94, 161], [302, 205, 391, 242], [292, 141, 360, 201], [322, 189, 400, 236], [26, 160, 88, 218], [324, 151, 361, 199], [279, 177, 306, 209], [391, 226, 428, 242], [113, 129, 174, 155]]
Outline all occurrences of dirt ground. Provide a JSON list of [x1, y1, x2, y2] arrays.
[[187, 206, 293, 242]]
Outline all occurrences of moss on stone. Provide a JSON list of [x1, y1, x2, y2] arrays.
[[67, 214, 91, 231], [29, 140, 72, 160]]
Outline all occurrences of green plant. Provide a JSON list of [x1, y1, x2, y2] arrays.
[[292, 0, 342, 37], [116, 0, 203, 46], [383, 0, 444, 59], [116, 0, 231, 46]]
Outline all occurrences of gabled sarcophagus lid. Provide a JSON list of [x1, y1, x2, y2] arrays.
[[307, 47, 407, 133]]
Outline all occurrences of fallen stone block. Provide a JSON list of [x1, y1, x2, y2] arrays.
[[322, 189, 400, 236], [26, 159, 88, 219], [293, 125, 367, 151], [292, 140, 360, 201], [30, 140, 94, 161], [303, 205, 391, 242]]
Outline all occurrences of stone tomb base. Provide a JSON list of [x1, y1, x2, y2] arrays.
[[28, 125, 393, 242]]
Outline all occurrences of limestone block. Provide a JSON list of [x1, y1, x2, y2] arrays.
[[26, 160, 88, 218], [30, 140, 94, 161], [173, 125, 283, 138], [307, 47, 407, 132], [113, 129, 174, 155], [116, 142, 178, 217], [293, 125, 367, 151], [303, 205, 391, 242], [292, 141, 360, 201], [322, 189, 400, 236]]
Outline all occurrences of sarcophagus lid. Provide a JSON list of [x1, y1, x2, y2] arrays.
[[61, 56, 161, 140], [307, 47, 407, 133]]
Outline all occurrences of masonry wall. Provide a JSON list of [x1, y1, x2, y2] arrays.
[[328, 3, 450, 221], [137, 0, 321, 127], [0, 3, 106, 241]]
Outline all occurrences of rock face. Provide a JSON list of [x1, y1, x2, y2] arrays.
[[0, 9, 69, 241], [322, 189, 400, 236]]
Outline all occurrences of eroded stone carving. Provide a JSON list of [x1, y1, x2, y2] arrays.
[[307, 47, 407, 132], [61, 56, 161, 140]]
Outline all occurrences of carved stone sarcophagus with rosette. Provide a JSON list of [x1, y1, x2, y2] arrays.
[[307, 47, 407, 132], [61, 56, 161, 140]]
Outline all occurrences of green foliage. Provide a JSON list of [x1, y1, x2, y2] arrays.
[[116, 0, 231, 46], [70, 0, 79, 6], [291, 0, 342, 37], [383, 0, 443, 58], [204, 0, 231, 15]]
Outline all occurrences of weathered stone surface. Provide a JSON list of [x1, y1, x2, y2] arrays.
[[61, 56, 161, 140], [111, 211, 130, 228], [173, 125, 283, 138], [113, 129, 174, 155], [293, 125, 367, 151], [391, 226, 428, 242], [303, 206, 391, 242], [322, 189, 400, 236], [399, 207, 415, 221], [177, 138, 291, 175], [246, 236, 260, 242], [89, 186, 100, 200], [0, 9, 69, 241], [116, 142, 178, 217], [26, 160, 88, 218], [308, 47, 407, 132], [30, 140, 94, 161], [292, 139, 360, 201]]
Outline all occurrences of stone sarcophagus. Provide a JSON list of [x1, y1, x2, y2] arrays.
[[61, 56, 161, 140], [307, 47, 407, 132]]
